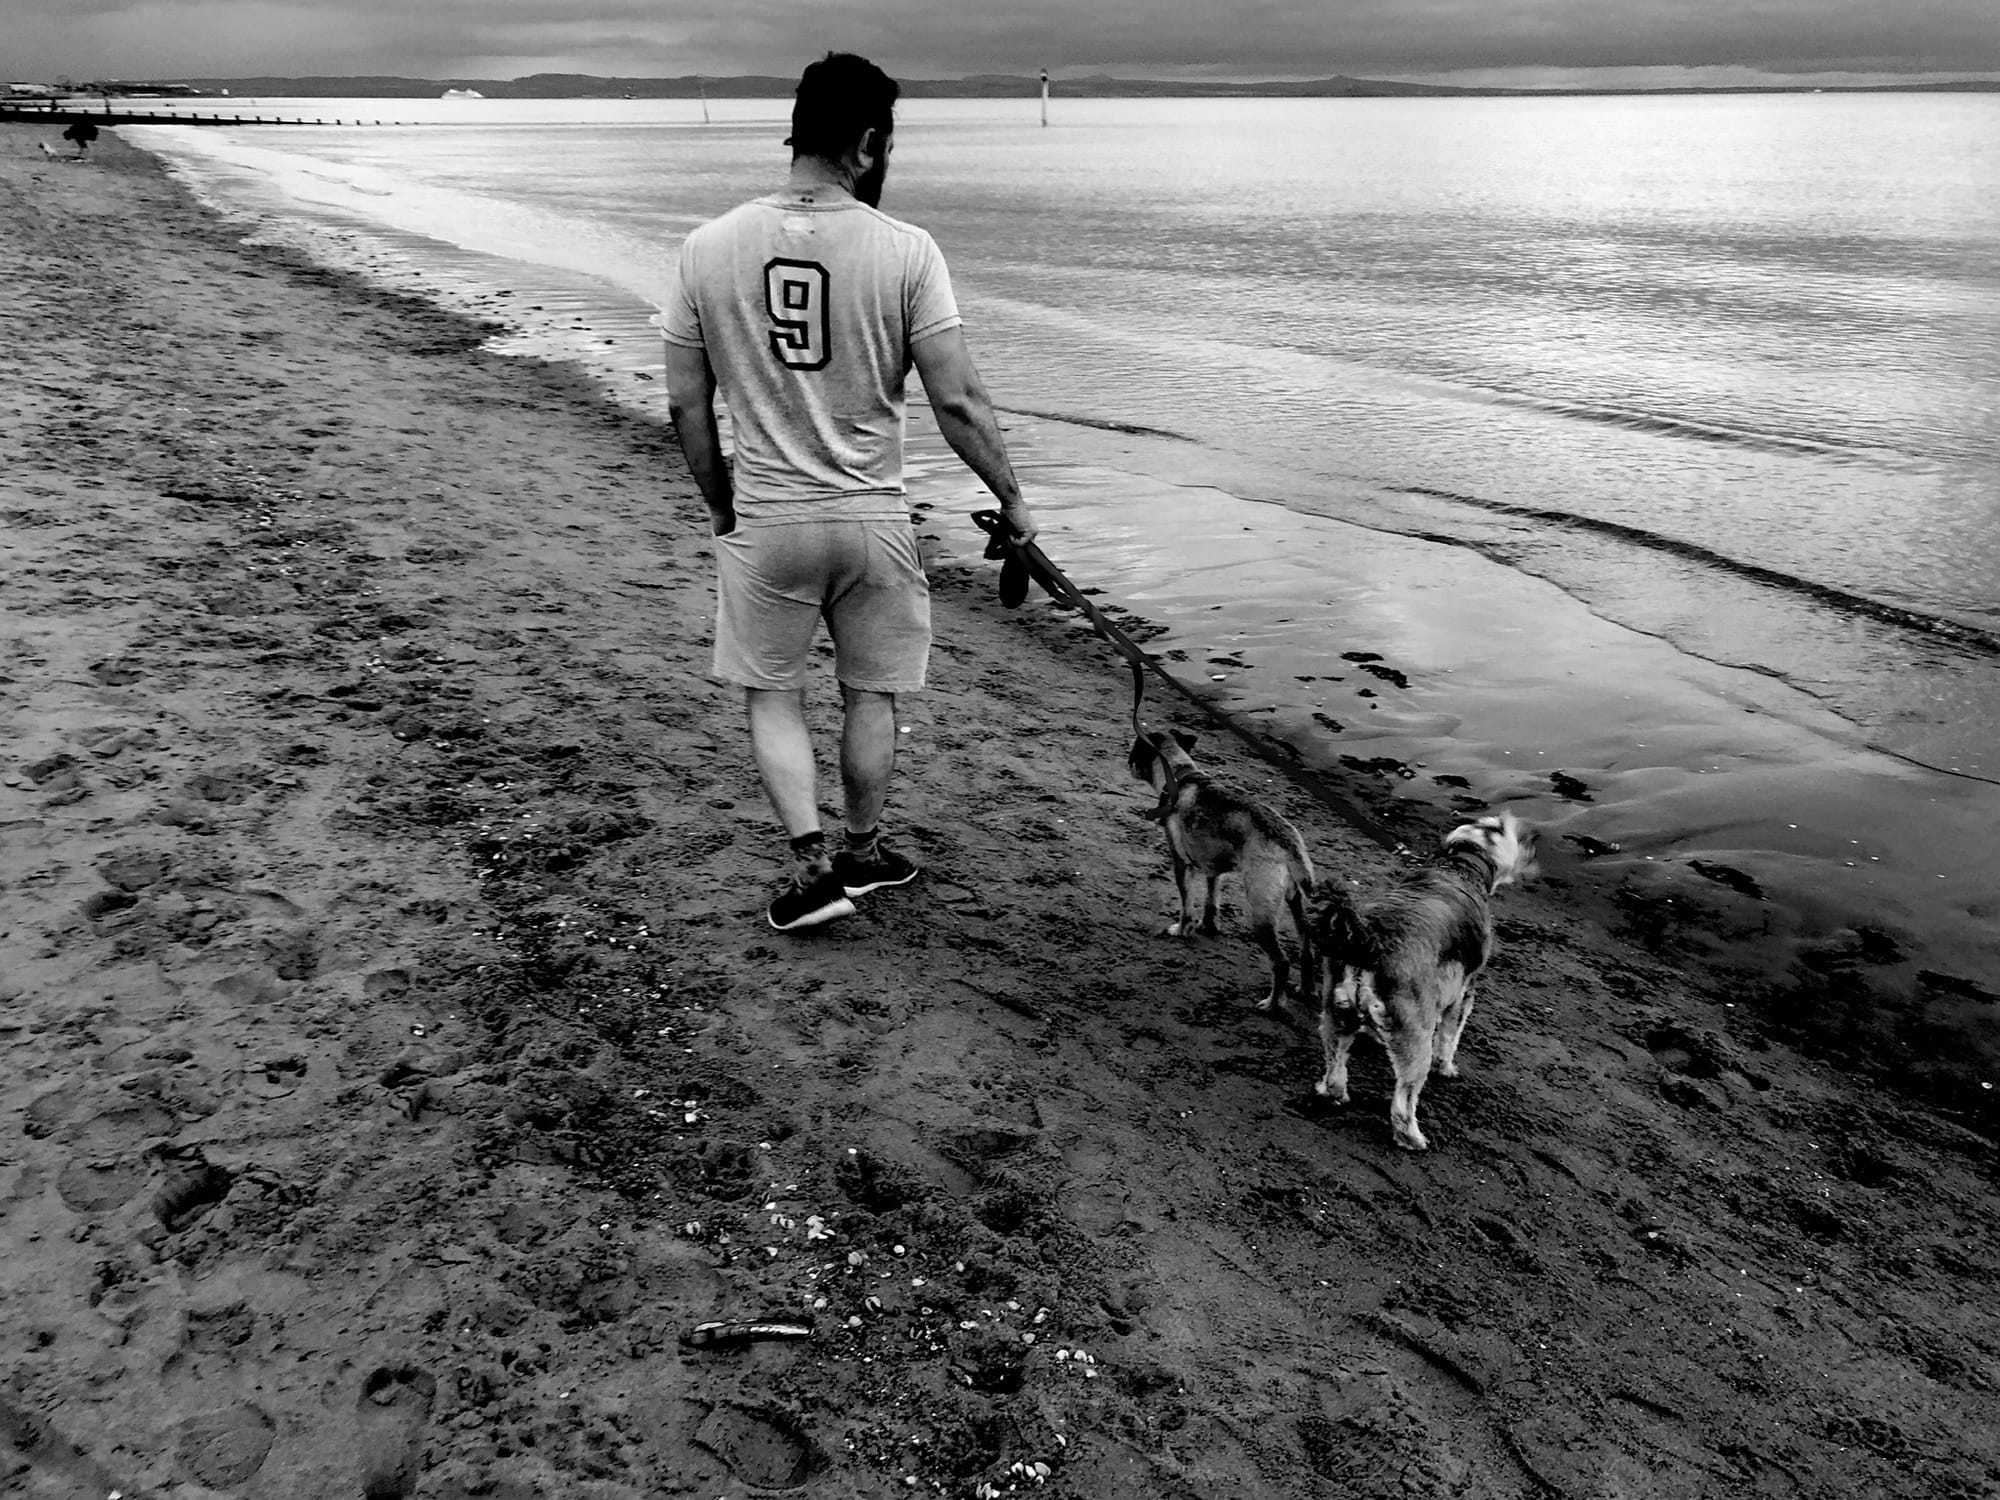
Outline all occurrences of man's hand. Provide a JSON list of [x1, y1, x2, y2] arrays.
[[999, 497, 1038, 545], [664, 341, 736, 532]]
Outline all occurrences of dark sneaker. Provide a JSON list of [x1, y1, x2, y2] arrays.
[[767, 870, 856, 931], [833, 842, 921, 897]]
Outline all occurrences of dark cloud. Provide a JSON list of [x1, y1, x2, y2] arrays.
[[8, 0, 1997, 83]]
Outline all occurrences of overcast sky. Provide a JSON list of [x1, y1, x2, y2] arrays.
[[9, 0, 1999, 88]]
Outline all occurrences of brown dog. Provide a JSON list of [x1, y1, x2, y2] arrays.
[[1310, 812, 1537, 1151], [1128, 727, 1316, 1013]]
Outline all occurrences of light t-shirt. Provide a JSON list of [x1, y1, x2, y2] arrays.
[[661, 188, 962, 522]]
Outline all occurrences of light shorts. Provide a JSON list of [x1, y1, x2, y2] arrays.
[[712, 518, 931, 693]]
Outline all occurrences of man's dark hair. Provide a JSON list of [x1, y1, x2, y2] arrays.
[[787, 52, 899, 163]]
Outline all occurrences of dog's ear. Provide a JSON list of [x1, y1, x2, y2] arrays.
[[1171, 729, 1197, 752]]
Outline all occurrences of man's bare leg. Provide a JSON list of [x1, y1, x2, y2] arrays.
[[835, 687, 921, 890], [746, 688, 824, 844], [746, 688, 856, 928], [839, 686, 897, 838]]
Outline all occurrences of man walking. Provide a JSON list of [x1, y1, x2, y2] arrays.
[[663, 52, 1037, 931]]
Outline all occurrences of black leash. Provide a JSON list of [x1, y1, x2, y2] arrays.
[[969, 510, 1403, 853], [971, 509, 1153, 740]]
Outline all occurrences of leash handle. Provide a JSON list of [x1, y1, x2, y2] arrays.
[[971, 509, 1149, 739]]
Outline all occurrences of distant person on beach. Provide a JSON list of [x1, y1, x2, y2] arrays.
[[663, 50, 1037, 932]]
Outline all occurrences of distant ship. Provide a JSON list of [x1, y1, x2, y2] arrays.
[[441, 88, 484, 100]]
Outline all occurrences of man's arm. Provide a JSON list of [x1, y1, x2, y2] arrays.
[[911, 325, 1037, 543], [663, 341, 737, 536]]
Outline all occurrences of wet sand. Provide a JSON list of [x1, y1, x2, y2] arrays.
[[3, 127, 1998, 1499]]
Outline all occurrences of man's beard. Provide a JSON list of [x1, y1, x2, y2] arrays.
[[853, 153, 888, 208]]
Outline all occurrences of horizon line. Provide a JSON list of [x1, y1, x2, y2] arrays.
[[28, 68, 2000, 99]]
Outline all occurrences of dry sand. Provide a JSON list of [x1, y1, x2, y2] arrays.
[[2, 126, 1997, 1500]]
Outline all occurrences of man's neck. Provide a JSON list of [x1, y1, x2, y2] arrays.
[[786, 157, 855, 200]]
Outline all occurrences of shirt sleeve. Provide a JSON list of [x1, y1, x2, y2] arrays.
[[659, 237, 705, 350], [906, 230, 962, 345]]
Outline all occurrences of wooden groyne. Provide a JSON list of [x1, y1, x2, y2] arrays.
[[1, 104, 406, 127]]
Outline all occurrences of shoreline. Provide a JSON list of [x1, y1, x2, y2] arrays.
[[125, 108, 2000, 1114], [5, 126, 1999, 1499]]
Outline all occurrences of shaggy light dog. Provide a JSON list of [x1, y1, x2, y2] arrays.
[[1311, 813, 1537, 1151]]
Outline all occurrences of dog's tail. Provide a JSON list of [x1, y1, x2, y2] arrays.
[[1313, 886, 1373, 971], [1283, 841, 1320, 1001], [1288, 836, 1316, 897]]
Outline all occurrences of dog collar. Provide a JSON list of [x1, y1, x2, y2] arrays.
[[1448, 842, 1503, 892], [1141, 760, 1206, 823]]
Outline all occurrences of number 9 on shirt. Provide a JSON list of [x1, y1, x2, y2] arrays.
[[765, 258, 831, 371]]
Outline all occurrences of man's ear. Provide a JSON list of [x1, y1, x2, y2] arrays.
[[1172, 729, 1197, 752]]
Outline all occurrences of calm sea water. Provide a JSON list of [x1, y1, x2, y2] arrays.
[[126, 95, 2000, 1110]]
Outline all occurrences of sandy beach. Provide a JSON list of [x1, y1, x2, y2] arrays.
[[3, 125, 1997, 1500]]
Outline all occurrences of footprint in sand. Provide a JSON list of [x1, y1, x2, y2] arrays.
[[259, 923, 319, 980], [356, 1365, 437, 1500], [22, 1084, 86, 1140], [54, 1103, 178, 1213], [148, 1146, 235, 1232], [363, 967, 411, 1000], [176, 1403, 276, 1489], [1, 1396, 125, 1496], [22, 752, 88, 803], [693, 1404, 823, 1490], [97, 849, 173, 891]]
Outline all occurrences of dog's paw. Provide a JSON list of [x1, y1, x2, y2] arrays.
[[1313, 1078, 1350, 1105], [1392, 1127, 1430, 1152], [1434, 1059, 1459, 1078], [1163, 921, 1184, 938]]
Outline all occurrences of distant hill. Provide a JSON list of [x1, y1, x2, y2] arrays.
[[164, 72, 2000, 100], [165, 73, 1463, 99]]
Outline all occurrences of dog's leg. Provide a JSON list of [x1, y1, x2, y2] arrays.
[[1245, 871, 1294, 1013], [1314, 977, 1359, 1104], [1385, 1024, 1436, 1152], [1199, 874, 1221, 937], [1164, 851, 1202, 937], [1240, 876, 1304, 1016], [1435, 978, 1475, 1077], [1249, 916, 1288, 1013], [1160, 864, 1200, 936]]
